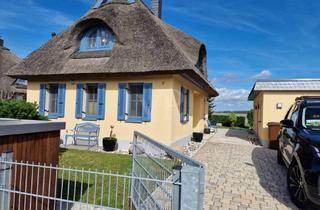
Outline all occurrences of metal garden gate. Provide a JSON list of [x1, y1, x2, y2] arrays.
[[131, 131, 205, 210], [0, 132, 205, 210]]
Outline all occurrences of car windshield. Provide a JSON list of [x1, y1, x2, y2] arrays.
[[302, 106, 320, 130]]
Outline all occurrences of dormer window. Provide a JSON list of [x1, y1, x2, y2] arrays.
[[80, 27, 113, 52]]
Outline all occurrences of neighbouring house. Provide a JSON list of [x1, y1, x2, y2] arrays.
[[0, 37, 26, 100], [248, 79, 320, 147], [7, 0, 218, 150]]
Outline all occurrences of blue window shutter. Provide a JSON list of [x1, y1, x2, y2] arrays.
[[117, 83, 126, 121], [57, 84, 66, 117], [75, 84, 83, 119], [186, 89, 190, 122], [39, 84, 46, 116], [180, 87, 185, 123], [97, 83, 106, 120], [142, 83, 152, 122]]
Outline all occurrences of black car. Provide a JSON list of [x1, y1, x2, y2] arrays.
[[278, 96, 320, 209]]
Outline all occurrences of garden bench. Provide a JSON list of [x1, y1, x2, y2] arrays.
[[65, 123, 100, 148]]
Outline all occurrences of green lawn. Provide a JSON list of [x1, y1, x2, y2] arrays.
[[59, 148, 132, 173], [57, 148, 132, 209]]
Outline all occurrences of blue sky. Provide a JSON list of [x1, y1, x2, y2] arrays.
[[1, 0, 320, 111]]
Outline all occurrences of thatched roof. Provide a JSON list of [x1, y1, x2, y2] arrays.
[[0, 46, 20, 94], [7, 0, 218, 96]]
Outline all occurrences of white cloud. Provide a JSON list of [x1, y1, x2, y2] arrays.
[[211, 73, 237, 85], [214, 88, 252, 111], [251, 70, 272, 79]]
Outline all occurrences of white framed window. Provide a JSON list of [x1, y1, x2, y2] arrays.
[[86, 84, 98, 116], [39, 84, 66, 119], [128, 84, 143, 121], [180, 87, 190, 123], [48, 84, 59, 115]]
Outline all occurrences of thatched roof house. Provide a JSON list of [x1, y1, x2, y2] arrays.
[[0, 38, 25, 99], [6, 0, 218, 149], [7, 0, 217, 96]]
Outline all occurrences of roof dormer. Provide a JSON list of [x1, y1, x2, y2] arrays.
[[79, 27, 114, 52]]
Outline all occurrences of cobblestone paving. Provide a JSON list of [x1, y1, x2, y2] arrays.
[[193, 129, 299, 210]]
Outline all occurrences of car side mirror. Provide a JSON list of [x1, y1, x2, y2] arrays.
[[280, 119, 294, 128]]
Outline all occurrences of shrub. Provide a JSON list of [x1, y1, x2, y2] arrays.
[[0, 100, 47, 120], [235, 116, 246, 128], [210, 114, 247, 128], [210, 115, 231, 126], [228, 113, 237, 127]]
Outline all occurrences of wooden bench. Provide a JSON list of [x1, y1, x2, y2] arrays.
[[65, 123, 100, 148]]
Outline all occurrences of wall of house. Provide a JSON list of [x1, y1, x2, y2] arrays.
[[27, 74, 209, 150], [253, 92, 263, 141], [254, 91, 320, 146], [171, 75, 208, 146]]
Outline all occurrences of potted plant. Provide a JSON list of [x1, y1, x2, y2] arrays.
[[103, 125, 118, 151], [192, 132, 203, 142]]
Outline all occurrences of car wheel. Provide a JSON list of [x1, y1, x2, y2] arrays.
[[287, 163, 311, 208], [277, 149, 285, 165]]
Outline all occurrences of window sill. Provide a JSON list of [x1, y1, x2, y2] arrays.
[[83, 116, 98, 121], [48, 114, 59, 119], [126, 117, 143, 123]]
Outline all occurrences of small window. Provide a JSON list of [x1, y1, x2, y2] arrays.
[[86, 84, 98, 116], [117, 83, 152, 123], [128, 84, 143, 119], [80, 27, 113, 52], [75, 83, 105, 120], [180, 87, 190, 123], [39, 83, 66, 119], [48, 84, 59, 114], [88, 30, 97, 49]]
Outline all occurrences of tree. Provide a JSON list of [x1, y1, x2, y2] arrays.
[[208, 97, 215, 116], [228, 113, 237, 127], [247, 109, 253, 128]]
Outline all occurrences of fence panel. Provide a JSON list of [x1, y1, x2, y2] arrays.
[[131, 131, 205, 210], [0, 159, 177, 210], [0, 131, 205, 210]]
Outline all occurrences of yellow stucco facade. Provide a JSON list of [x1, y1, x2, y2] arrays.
[[253, 91, 320, 146], [27, 74, 208, 149]]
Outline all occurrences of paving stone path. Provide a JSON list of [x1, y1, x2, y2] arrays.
[[193, 129, 299, 210]]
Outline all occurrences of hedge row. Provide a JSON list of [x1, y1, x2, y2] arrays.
[[210, 114, 246, 128], [0, 100, 47, 120]]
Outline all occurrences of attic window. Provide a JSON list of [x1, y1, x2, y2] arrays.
[[80, 27, 114, 52]]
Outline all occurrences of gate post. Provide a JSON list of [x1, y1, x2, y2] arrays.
[[0, 150, 13, 210], [180, 165, 205, 210], [172, 166, 182, 210]]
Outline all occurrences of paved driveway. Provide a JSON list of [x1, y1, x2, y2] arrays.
[[193, 129, 299, 210]]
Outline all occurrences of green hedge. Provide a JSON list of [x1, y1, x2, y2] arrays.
[[0, 100, 47, 120], [210, 114, 246, 128], [210, 115, 231, 127], [235, 116, 246, 128]]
